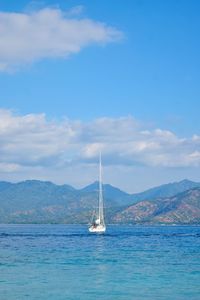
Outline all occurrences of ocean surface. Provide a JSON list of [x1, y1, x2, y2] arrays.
[[0, 225, 200, 300]]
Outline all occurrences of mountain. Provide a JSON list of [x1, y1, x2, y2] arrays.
[[0, 181, 13, 191], [80, 181, 132, 206], [131, 179, 200, 201], [0, 180, 132, 223], [113, 188, 200, 224], [0, 179, 200, 224], [0, 180, 79, 223]]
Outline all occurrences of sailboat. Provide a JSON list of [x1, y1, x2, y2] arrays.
[[88, 153, 106, 233]]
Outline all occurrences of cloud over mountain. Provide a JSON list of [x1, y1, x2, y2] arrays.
[[0, 7, 122, 71], [0, 109, 200, 174]]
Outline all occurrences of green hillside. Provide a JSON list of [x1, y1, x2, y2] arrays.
[[0, 179, 200, 224]]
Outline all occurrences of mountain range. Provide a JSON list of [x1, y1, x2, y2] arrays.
[[0, 179, 200, 224]]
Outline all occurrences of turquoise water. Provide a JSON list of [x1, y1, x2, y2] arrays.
[[0, 225, 200, 300]]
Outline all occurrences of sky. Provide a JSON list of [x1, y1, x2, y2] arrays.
[[0, 0, 200, 193]]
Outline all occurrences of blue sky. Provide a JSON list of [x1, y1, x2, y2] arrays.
[[0, 0, 200, 192]]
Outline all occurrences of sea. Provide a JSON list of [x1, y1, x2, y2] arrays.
[[0, 224, 200, 300]]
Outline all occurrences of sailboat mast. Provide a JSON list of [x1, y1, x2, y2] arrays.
[[88, 151, 106, 232], [98, 152, 104, 224]]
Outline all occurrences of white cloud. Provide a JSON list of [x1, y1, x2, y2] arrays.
[[0, 109, 200, 171], [0, 162, 21, 172], [1, 109, 200, 191], [0, 7, 122, 71]]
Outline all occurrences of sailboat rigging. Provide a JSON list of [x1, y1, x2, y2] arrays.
[[88, 153, 106, 233]]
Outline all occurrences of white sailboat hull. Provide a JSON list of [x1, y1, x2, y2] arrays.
[[89, 224, 106, 233]]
